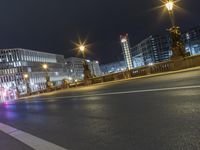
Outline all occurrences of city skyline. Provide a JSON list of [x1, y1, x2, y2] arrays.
[[1, 1, 200, 149], [0, 0, 199, 64]]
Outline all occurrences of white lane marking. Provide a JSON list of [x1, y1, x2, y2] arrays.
[[20, 85, 200, 102], [0, 123, 67, 150]]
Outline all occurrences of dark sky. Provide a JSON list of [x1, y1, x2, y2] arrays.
[[0, 0, 199, 64]]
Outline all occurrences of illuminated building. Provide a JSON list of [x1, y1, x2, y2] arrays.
[[131, 26, 200, 68], [64, 57, 101, 81], [101, 26, 200, 75], [0, 48, 66, 99], [182, 25, 200, 55], [100, 61, 126, 75], [120, 34, 134, 69], [132, 35, 170, 66], [90, 60, 101, 77]]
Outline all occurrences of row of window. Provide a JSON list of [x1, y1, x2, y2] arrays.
[[0, 73, 23, 84], [0, 49, 59, 63], [0, 67, 22, 75]]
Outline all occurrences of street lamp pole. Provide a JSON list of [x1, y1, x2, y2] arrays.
[[42, 64, 51, 91], [165, 0, 175, 27], [80, 45, 86, 59], [79, 45, 92, 84], [165, 0, 190, 59], [23, 73, 31, 95]]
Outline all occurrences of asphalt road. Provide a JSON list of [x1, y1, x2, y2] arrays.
[[1, 69, 200, 150]]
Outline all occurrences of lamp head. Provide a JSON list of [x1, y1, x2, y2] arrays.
[[79, 45, 85, 52], [165, 0, 174, 11], [23, 74, 29, 79], [43, 64, 48, 70]]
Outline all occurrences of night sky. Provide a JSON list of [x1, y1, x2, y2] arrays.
[[0, 0, 199, 64]]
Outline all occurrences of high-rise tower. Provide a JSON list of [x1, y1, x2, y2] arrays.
[[120, 34, 133, 69]]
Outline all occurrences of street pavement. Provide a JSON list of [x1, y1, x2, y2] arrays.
[[0, 69, 200, 150]]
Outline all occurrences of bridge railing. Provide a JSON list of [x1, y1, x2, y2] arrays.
[[90, 54, 200, 84], [17, 55, 200, 98]]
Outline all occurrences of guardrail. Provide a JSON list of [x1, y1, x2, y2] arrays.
[[90, 54, 200, 85]]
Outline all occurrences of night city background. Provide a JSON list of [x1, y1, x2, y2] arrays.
[[0, 0, 199, 64], [1, 0, 200, 150]]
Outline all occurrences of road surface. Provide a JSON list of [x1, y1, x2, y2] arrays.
[[0, 69, 200, 150]]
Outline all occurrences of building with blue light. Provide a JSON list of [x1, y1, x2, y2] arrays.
[[100, 61, 126, 75], [101, 26, 200, 75], [132, 35, 170, 67], [182, 25, 200, 55]]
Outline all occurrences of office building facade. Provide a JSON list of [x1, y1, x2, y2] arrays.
[[182, 25, 200, 55], [64, 57, 101, 81], [0, 48, 66, 101], [132, 35, 170, 67], [100, 61, 126, 75], [101, 26, 200, 75]]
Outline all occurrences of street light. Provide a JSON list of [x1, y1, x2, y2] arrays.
[[163, 0, 190, 59], [23, 73, 29, 80], [23, 73, 31, 95], [165, 1, 174, 11], [42, 64, 51, 90], [79, 45, 85, 52], [42, 64, 48, 70], [165, 0, 175, 26], [79, 45, 86, 59], [77, 44, 92, 84]]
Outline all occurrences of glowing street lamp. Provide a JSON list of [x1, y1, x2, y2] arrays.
[[79, 45, 86, 59], [79, 45, 85, 52], [165, 0, 175, 26], [42, 64, 48, 77], [42, 64, 51, 90], [42, 64, 48, 70], [165, 1, 174, 11], [23, 73, 29, 80], [77, 44, 92, 83], [23, 73, 31, 95], [163, 0, 190, 59]]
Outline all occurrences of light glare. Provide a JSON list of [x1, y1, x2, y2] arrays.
[[23, 74, 29, 79], [79, 45, 85, 52], [43, 64, 48, 70], [165, 1, 174, 11]]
